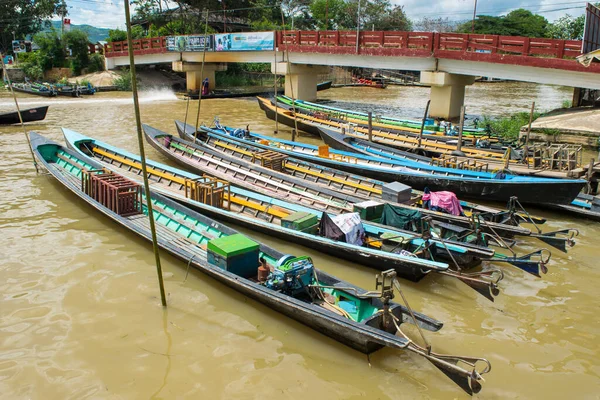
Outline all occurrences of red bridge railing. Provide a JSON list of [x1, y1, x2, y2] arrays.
[[104, 30, 596, 72]]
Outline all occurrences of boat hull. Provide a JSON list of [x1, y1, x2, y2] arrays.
[[0, 106, 49, 125]]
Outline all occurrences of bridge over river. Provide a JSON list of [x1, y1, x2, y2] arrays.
[[104, 30, 600, 120]]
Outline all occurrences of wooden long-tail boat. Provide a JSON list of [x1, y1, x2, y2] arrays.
[[257, 96, 512, 160], [148, 124, 506, 268], [173, 122, 557, 276], [32, 131, 491, 394], [0, 106, 49, 125], [64, 128, 507, 300], [184, 120, 585, 206], [276, 95, 484, 134], [174, 121, 576, 253], [277, 96, 496, 143], [10, 82, 56, 97]]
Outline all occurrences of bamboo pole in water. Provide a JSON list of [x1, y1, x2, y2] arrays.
[[194, 9, 210, 141], [124, 0, 167, 307], [0, 53, 39, 173], [418, 100, 430, 149]]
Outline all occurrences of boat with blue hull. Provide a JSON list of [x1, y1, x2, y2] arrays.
[[183, 122, 585, 205], [171, 122, 556, 277], [32, 131, 490, 394], [64, 128, 505, 300]]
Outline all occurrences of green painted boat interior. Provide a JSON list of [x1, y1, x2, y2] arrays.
[[44, 143, 385, 323], [321, 287, 379, 322]]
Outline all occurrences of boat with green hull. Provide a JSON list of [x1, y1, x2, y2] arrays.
[[64, 127, 504, 301]]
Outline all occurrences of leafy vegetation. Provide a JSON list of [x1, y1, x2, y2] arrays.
[[482, 112, 542, 141], [47, 21, 111, 43], [87, 54, 105, 73], [0, 0, 62, 55], [114, 70, 134, 91]]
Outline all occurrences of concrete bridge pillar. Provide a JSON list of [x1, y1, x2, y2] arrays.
[[420, 72, 476, 121], [271, 62, 329, 101], [173, 61, 227, 92]]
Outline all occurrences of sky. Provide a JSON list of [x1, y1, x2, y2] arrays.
[[58, 0, 590, 29]]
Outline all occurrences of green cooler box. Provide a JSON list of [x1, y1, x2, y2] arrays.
[[207, 234, 260, 278], [281, 211, 319, 234]]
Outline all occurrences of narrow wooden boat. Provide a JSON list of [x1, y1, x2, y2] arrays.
[[545, 193, 600, 221], [257, 97, 511, 161], [186, 121, 585, 206], [33, 131, 491, 394], [54, 85, 81, 97], [277, 95, 483, 134], [10, 82, 56, 97], [174, 122, 558, 276], [64, 128, 507, 300], [277, 96, 492, 141], [0, 106, 49, 125], [317, 126, 574, 179], [175, 121, 576, 253], [150, 124, 505, 268]]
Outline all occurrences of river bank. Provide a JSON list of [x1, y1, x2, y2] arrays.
[[523, 107, 600, 148]]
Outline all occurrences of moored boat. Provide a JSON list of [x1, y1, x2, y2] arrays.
[[33, 131, 491, 394], [10, 82, 56, 97], [0, 106, 49, 125], [182, 120, 586, 206], [64, 127, 506, 300]]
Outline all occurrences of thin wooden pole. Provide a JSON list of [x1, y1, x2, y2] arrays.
[[456, 106, 465, 153], [523, 101, 535, 164], [274, 46, 279, 134], [124, 0, 167, 307], [367, 111, 373, 142], [0, 53, 39, 173], [183, 95, 191, 135], [280, 9, 299, 142], [194, 9, 210, 141], [418, 100, 430, 149]]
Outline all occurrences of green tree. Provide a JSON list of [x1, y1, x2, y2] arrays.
[[64, 30, 90, 75], [32, 29, 66, 70], [457, 8, 548, 37], [0, 0, 62, 53], [107, 29, 128, 42], [547, 14, 585, 40]]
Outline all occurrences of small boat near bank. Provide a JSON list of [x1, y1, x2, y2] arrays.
[[10, 82, 56, 97], [33, 131, 490, 394], [0, 106, 49, 125]]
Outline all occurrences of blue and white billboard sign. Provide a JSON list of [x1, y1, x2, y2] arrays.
[[214, 32, 274, 51]]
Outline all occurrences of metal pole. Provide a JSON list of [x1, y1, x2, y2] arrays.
[[471, 0, 478, 34], [523, 101, 535, 164], [355, 0, 362, 54], [418, 100, 430, 149], [124, 0, 167, 307], [194, 9, 210, 140], [0, 52, 39, 173], [368, 111, 373, 142]]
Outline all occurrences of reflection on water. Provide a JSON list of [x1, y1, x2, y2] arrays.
[[1, 83, 599, 398]]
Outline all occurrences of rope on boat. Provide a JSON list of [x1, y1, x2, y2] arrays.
[[0, 52, 40, 173]]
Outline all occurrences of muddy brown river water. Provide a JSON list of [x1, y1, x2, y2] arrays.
[[1, 83, 598, 399]]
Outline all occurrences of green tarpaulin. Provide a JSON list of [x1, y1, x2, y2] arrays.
[[379, 204, 422, 231]]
